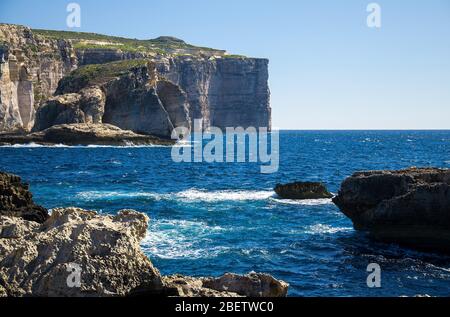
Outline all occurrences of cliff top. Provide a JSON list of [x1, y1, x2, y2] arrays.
[[32, 28, 231, 57], [0, 23, 253, 59]]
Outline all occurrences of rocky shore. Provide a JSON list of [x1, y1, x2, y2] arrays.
[[333, 167, 450, 253], [0, 123, 174, 146], [0, 171, 288, 297]]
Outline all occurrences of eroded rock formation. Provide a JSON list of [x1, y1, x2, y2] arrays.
[[0, 24, 77, 131], [0, 24, 271, 137], [333, 167, 450, 253], [0, 207, 164, 297], [33, 86, 105, 131]]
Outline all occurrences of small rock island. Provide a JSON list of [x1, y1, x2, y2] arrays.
[[274, 182, 333, 200]]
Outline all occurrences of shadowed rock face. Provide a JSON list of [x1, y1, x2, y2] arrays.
[[333, 168, 450, 253], [157, 56, 271, 130], [274, 182, 333, 200], [0, 172, 48, 223]]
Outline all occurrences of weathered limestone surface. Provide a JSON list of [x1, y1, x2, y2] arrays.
[[0, 207, 164, 297], [0, 24, 77, 131], [33, 86, 105, 131]]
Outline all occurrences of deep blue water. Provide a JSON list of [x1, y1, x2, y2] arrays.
[[1, 130, 449, 297]]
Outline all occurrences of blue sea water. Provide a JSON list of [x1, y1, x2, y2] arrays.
[[1, 130, 449, 297]]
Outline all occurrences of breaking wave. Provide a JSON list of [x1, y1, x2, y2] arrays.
[[141, 219, 229, 259], [75, 188, 334, 205]]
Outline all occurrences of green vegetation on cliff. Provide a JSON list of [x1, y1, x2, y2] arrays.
[[57, 59, 150, 92], [32, 29, 226, 56]]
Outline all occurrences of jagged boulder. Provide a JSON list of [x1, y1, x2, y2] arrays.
[[33, 87, 105, 131], [202, 272, 289, 297], [274, 182, 333, 200], [135, 272, 289, 297], [333, 168, 450, 253], [0, 207, 164, 297], [0, 172, 48, 223]]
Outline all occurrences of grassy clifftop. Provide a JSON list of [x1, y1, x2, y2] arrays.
[[33, 29, 228, 56]]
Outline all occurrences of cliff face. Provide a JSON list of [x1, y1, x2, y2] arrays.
[[157, 56, 271, 130], [0, 24, 271, 136], [0, 24, 77, 131]]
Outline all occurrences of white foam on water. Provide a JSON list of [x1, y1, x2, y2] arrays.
[[305, 224, 352, 235], [75, 190, 163, 200], [0, 143, 173, 148], [76, 189, 336, 206], [141, 218, 229, 259], [174, 189, 274, 202], [0, 142, 69, 148], [270, 197, 334, 206]]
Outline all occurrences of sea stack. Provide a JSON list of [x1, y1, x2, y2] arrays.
[[333, 167, 450, 253]]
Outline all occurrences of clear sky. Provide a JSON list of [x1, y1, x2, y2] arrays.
[[1, 0, 449, 129]]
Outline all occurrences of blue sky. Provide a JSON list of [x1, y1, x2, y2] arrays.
[[1, 0, 449, 129]]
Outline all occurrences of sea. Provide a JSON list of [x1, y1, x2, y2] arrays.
[[1, 130, 449, 297]]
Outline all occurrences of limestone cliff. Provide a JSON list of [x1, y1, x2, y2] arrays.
[[0, 24, 77, 131], [0, 24, 271, 137]]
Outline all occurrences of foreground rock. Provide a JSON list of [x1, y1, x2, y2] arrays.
[[159, 273, 288, 297], [0, 172, 48, 223], [0, 208, 164, 297], [0, 123, 174, 146], [274, 182, 333, 199], [333, 167, 450, 253]]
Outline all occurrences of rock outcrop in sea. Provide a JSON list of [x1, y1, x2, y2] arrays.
[[0, 172, 48, 223], [333, 167, 450, 253], [0, 24, 271, 142], [0, 171, 288, 297], [274, 182, 333, 200]]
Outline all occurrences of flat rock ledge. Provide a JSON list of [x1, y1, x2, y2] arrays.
[[0, 123, 174, 146], [0, 172, 288, 297], [274, 182, 333, 200], [333, 167, 450, 253]]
